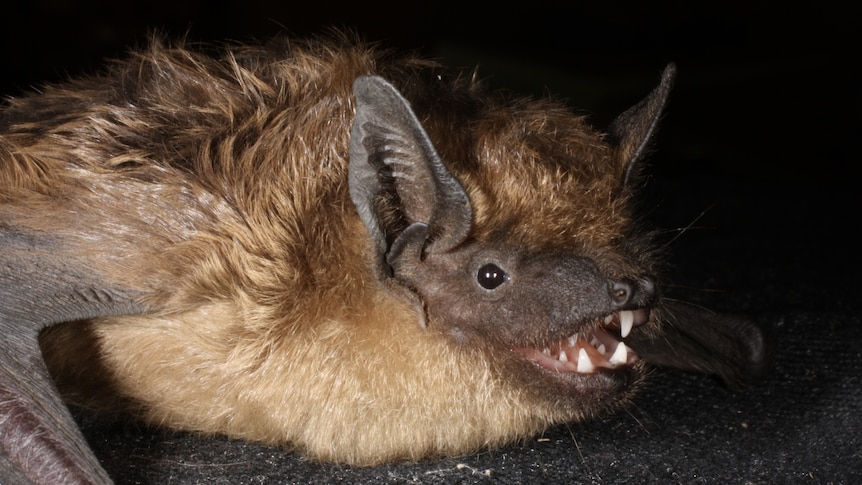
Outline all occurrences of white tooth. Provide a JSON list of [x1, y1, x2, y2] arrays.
[[590, 336, 600, 347], [568, 335, 577, 347], [577, 348, 595, 373], [543, 347, 551, 356], [604, 314, 614, 324], [620, 310, 634, 338], [597, 344, 606, 355], [609, 342, 628, 366], [559, 350, 568, 362]]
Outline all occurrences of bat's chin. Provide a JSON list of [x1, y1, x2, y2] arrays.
[[512, 308, 650, 380]]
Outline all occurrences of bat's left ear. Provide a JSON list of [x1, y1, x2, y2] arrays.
[[349, 76, 473, 279], [608, 63, 676, 188]]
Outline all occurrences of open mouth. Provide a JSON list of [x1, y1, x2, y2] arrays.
[[514, 309, 650, 374]]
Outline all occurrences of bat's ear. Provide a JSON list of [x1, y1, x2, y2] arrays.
[[626, 300, 775, 392], [608, 63, 676, 188], [349, 76, 472, 278]]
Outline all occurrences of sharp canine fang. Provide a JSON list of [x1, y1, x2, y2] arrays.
[[620, 310, 634, 338], [559, 350, 568, 362], [609, 342, 628, 366], [577, 348, 595, 373]]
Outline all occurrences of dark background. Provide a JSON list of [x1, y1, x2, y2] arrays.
[[3, 2, 859, 483], [2, 1, 857, 185]]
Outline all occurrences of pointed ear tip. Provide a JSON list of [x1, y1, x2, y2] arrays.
[[354, 74, 377, 84], [352, 75, 383, 98], [352, 75, 370, 90], [659, 63, 677, 90], [352, 75, 406, 109], [663, 62, 677, 77]]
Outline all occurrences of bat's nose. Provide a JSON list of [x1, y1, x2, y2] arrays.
[[609, 276, 656, 309]]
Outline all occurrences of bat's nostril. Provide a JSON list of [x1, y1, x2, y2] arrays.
[[610, 276, 657, 308], [610, 280, 634, 306]]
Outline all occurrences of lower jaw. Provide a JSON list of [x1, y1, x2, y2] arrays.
[[514, 327, 638, 372], [505, 348, 645, 409]]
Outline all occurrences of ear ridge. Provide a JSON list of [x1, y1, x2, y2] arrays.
[[349, 76, 473, 267], [609, 63, 676, 187]]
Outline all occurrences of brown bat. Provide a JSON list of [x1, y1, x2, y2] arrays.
[[0, 33, 771, 484]]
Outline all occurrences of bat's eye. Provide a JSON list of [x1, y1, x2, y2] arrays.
[[477, 263, 509, 290]]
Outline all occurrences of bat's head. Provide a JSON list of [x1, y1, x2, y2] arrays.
[[349, 65, 768, 420]]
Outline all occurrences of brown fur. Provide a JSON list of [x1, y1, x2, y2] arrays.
[[3, 33, 663, 466]]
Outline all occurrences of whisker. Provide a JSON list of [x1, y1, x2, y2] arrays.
[[657, 204, 715, 248]]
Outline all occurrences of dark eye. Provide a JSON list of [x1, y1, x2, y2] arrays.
[[477, 263, 509, 290]]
